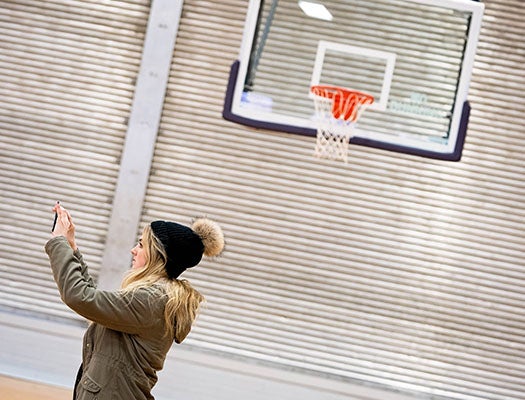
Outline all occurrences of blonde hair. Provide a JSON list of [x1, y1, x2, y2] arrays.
[[121, 225, 205, 343]]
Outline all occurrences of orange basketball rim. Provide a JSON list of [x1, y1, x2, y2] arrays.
[[310, 85, 374, 122]]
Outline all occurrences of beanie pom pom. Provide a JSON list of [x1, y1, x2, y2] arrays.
[[192, 217, 225, 257]]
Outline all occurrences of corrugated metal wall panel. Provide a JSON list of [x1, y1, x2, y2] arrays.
[[142, 0, 524, 399], [0, 0, 150, 320]]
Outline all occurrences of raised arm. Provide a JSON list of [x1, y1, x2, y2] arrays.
[[45, 236, 163, 334]]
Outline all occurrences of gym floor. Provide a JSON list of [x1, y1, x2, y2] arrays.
[[0, 375, 71, 400]]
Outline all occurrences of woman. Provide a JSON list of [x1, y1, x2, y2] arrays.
[[45, 203, 224, 400]]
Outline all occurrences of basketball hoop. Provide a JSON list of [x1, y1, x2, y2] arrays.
[[310, 85, 374, 163]]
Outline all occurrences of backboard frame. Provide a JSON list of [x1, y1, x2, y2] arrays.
[[223, 0, 484, 161]]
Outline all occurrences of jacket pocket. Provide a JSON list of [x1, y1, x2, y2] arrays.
[[80, 374, 101, 394]]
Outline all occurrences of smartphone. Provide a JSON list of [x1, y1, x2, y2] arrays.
[[51, 201, 60, 232]]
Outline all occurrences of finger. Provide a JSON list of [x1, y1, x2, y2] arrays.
[[59, 212, 69, 226], [64, 210, 75, 227], [55, 205, 64, 218], [56, 207, 70, 227], [57, 205, 68, 218]]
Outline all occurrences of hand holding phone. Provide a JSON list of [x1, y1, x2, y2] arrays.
[[51, 202, 77, 250]]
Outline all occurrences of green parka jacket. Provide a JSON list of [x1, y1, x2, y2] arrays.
[[45, 236, 174, 400]]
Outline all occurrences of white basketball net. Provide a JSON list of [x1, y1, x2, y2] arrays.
[[311, 87, 373, 163]]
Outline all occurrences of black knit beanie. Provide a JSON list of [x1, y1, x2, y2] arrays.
[[150, 220, 205, 279]]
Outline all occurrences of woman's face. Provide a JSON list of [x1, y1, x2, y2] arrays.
[[131, 236, 147, 270]]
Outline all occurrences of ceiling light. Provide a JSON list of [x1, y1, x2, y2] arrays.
[[298, 1, 333, 21]]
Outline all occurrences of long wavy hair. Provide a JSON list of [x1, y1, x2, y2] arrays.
[[121, 225, 204, 343]]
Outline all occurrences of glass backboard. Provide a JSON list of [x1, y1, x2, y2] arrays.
[[223, 0, 484, 161]]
